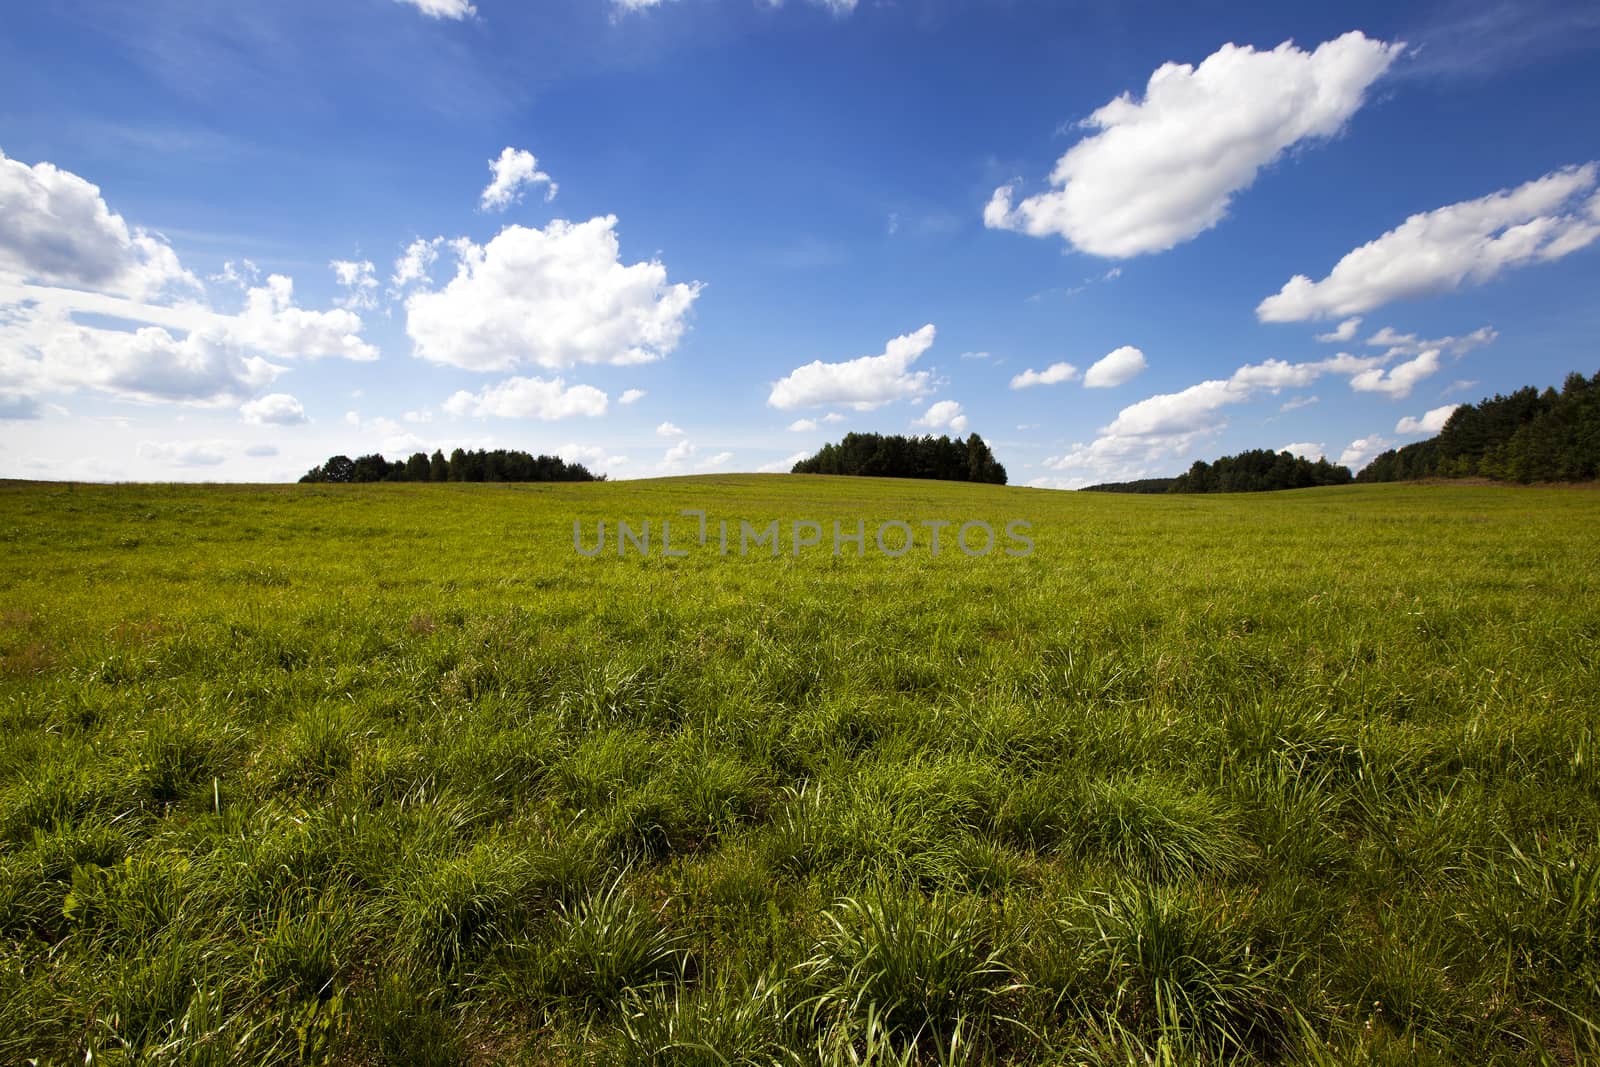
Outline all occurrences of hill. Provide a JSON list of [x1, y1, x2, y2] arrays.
[[1, 476, 1597, 1062]]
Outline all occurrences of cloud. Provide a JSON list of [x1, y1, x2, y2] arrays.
[[404, 216, 702, 372], [229, 274, 380, 362], [559, 442, 628, 472], [758, 450, 810, 474], [1280, 441, 1327, 460], [984, 32, 1402, 257], [1083, 345, 1147, 388], [1315, 316, 1362, 342], [243, 444, 278, 458], [394, 0, 476, 19], [1258, 163, 1600, 320], [1338, 434, 1392, 470], [656, 421, 684, 437], [330, 259, 378, 310], [1103, 378, 1242, 437], [137, 440, 229, 467], [914, 399, 969, 434], [1041, 427, 1216, 488], [4, 307, 281, 405], [760, 0, 858, 13], [1365, 324, 1497, 358], [768, 324, 937, 410], [443, 376, 608, 419], [480, 147, 557, 211], [240, 392, 308, 425], [0, 147, 200, 301], [1009, 361, 1079, 389], [619, 388, 646, 405], [392, 237, 443, 289], [1396, 403, 1461, 434], [1280, 395, 1319, 412], [960, 350, 992, 360], [210, 259, 259, 290], [787, 418, 818, 432], [697, 450, 734, 470], [0, 152, 378, 410], [1032, 336, 1485, 488], [1348, 348, 1442, 398], [658, 439, 695, 470]]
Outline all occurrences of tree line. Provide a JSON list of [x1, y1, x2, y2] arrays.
[[1169, 449, 1353, 493], [1078, 477, 1177, 494], [299, 448, 602, 484], [790, 432, 1008, 484], [1357, 370, 1600, 483]]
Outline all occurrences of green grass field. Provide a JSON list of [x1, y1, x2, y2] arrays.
[[2, 475, 1598, 1064]]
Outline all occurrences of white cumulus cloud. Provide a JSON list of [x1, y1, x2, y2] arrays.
[[984, 32, 1402, 257], [1258, 164, 1600, 321], [392, 237, 443, 290], [656, 421, 684, 437], [659, 439, 695, 470], [6, 305, 282, 405], [758, 450, 811, 474], [1348, 349, 1442, 398], [230, 275, 379, 362], [914, 399, 969, 434], [697, 451, 734, 470], [1338, 434, 1392, 471], [0, 152, 379, 412], [559, 442, 628, 472], [0, 147, 199, 300], [330, 259, 378, 310], [1009, 361, 1078, 389], [405, 216, 702, 372], [443, 376, 608, 419], [480, 147, 557, 211], [787, 418, 818, 432], [394, 0, 476, 19], [1279, 442, 1327, 460], [619, 388, 646, 405], [768, 324, 937, 410], [1315, 316, 1362, 342], [1395, 403, 1461, 435], [1083, 345, 1147, 388], [240, 393, 308, 425]]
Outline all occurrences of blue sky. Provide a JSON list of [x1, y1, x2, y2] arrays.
[[2, 0, 1598, 486]]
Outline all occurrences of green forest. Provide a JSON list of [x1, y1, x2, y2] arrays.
[[299, 448, 602, 484], [791, 432, 1008, 484], [1358, 370, 1600, 483], [1169, 449, 1354, 493]]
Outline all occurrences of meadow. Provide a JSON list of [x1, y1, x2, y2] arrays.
[[0, 475, 1597, 1064]]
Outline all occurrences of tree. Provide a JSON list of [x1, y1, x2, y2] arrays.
[[1169, 450, 1351, 493], [1358, 370, 1600, 484], [322, 455, 355, 483], [298, 447, 602, 485], [350, 453, 393, 482], [791, 432, 1007, 484]]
